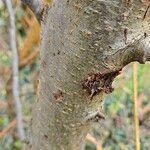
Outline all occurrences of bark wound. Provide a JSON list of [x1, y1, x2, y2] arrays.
[[53, 90, 64, 102], [82, 70, 121, 100]]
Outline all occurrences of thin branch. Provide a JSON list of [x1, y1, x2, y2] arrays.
[[133, 63, 140, 150], [139, 101, 150, 121], [137, 93, 146, 108], [86, 134, 102, 150], [0, 119, 16, 138], [6, 0, 25, 141], [21, 0, 44, 21], [142, 102, 150, 116], [127, 35, 150, 62], [108, 35, 150, 69]]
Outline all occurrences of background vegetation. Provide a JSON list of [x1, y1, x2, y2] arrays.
[[0, 1, 150, 149]]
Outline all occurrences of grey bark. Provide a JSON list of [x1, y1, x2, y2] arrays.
[[23, 0, 150, 149]]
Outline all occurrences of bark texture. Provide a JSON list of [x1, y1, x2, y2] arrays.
[[26, 0, 150, 149]]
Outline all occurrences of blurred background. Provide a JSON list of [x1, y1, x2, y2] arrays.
[[0, 0, 150, 149]]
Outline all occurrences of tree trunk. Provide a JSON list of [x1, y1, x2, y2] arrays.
[[23, 0, 150, 149]]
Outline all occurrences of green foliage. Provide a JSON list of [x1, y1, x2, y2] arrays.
[[0, 52, 11, 66]]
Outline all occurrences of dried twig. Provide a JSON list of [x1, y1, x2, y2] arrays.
[[137, 93, 146, 108], [86, 134, 102, 150], [6, 0, 25, 141], [0, 119, 16, 138], [133, 63, 140, 150], [139, 101, 150, 121], [142, 102, 150, 116]]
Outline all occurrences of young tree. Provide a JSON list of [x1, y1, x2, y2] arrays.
[[22, 0, 150, 149]]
